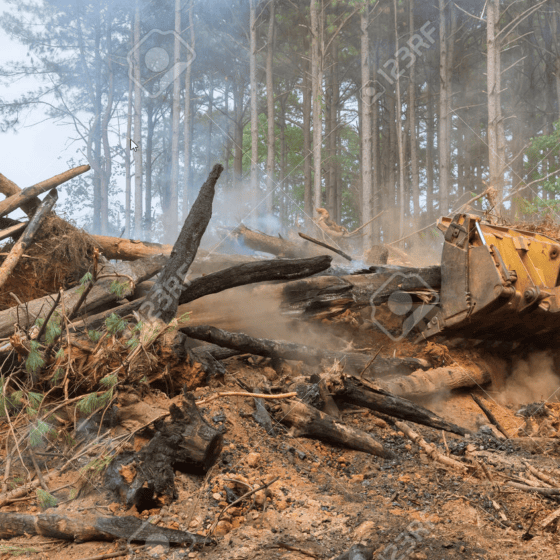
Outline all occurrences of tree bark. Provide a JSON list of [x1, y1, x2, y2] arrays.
[[280, 400, 394, 458], [438, 0, 450, 215], [408, 0, 419, 218], [0, 165, 89, 218], [183, 0, 195, 220], [303, 37, 313, 217], [0, 190, 58, 291], [360, 3, 373, 246]]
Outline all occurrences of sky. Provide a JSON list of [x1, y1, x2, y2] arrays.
[[0, 0, 98, 222]]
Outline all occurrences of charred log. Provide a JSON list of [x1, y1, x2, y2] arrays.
[[279, 400, 394, 458]]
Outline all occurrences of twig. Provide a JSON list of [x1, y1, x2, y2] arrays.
[[36, 290, 62, 342], [358, 346, 384, 379], [524, 462, 559, 488], [347, 211, 384, 237], [67, 248, 100, 321], [29, 448, 50, 493], [505, 482, 560, 496], [470, 394, 509, 438], [298, 232, 352, 261], [75, 549, 130, 560], [196, 391, 296, 405]]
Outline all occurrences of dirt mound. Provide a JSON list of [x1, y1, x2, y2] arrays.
[[0, 214, 95, 309]]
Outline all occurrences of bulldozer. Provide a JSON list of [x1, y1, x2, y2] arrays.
[[418, 213, 560, 343]]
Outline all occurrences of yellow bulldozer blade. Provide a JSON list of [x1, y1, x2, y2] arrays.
[[418, 214, 560, 342]]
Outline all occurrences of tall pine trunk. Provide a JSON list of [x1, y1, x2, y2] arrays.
[[133, 0, 143, 238], [265, 1, 275, 216], [183, 0, 195, 219], [250, 0, 259, 200], [311, 0, 323, 214], [438, 0, 450, 216]]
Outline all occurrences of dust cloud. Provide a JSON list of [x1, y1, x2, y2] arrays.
[[499, 351, 560, 407]]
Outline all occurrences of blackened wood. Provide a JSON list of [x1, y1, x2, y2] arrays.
[[0, 511, 207, 545], [281, 265, 441, 320], [180, 325, 427, 377], [0, 189, 58, 290], [279, 400, 394, 459], [0, 165, 90, 218], [329, 374, 468, 436], [179, 255, 332, 305], [106, 395, 223, 509], [140, 164, 223, 324]]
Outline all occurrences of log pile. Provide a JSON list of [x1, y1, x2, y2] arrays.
[[0, 161, 528, 556]]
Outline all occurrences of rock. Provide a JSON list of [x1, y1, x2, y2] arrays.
[[212, 492, 222, 501], [245, 452, 261, 468], [214, 520, 233, 537]]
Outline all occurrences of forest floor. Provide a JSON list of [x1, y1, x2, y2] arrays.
[[2, 315, 560, 560]]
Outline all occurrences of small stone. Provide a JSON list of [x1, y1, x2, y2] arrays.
[[245, 452, 260, 468], [212, 493, 222, 501], [213, 520, 232, 537]]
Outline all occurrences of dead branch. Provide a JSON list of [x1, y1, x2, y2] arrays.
[[471, 394, 509, 438], [297, 232, 352, 261], [0, 165, 89, 218]]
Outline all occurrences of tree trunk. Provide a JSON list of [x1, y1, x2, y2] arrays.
[[325, 372, 468, 435], [250, 0, 259, 200], [408, 0, 420, 218], [303, 37, 313, 217], [183, 0, 195, 220], [124, 31, 133, 238], [394, 0, 406, 240], [438, 0, 450, 215], [361, 4, 373, 247], [133, 0, 143, 238], [265, 1, 275, 216], [311, 0, 323, 213], [168, 0, 182, 242], [145, 101, 154, 237]]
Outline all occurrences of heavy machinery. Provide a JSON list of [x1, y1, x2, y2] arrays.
[[418, 213, 560, 343]]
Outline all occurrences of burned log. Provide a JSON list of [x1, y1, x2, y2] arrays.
[[279, 400, 394, 459], [0, 165, 90, 218], [281, 265, 441, 320], [180, 325, 427, 377], [0, 511, 207, 545], [324, 372, 468, 436], [0, 189, 58, 291], [72, 256, 334, 332], [179, 255, 332, 305], [107, 394, 223, 509], [140, 164, 223, 325]]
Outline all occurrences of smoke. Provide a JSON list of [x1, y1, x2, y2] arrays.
[[499, 351, 560, 407]]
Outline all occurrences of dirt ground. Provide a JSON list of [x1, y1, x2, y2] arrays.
[[2, 313, 560, 560]]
